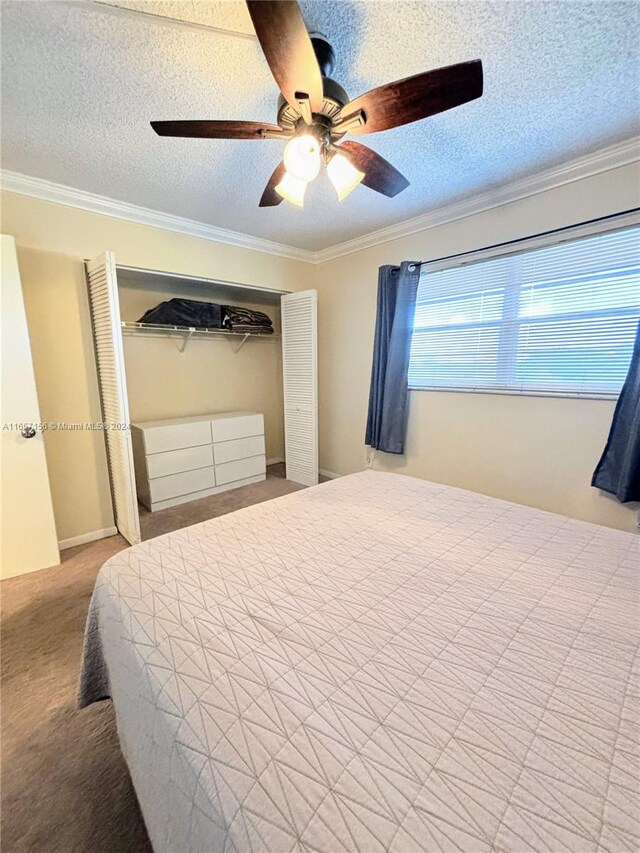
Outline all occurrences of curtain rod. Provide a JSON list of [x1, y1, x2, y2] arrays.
[[402, 207, 640, 272]]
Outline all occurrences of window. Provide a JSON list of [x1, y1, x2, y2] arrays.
[[409, 224, 640, 398]]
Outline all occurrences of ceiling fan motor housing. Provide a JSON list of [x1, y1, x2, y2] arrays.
[[310, 33, 335, 77], [277, 33, 348, 132]]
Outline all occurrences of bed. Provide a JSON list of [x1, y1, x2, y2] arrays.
[[79, 471, 639, 853]]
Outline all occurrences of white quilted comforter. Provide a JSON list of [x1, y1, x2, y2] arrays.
[[79, 471, 639, 853]]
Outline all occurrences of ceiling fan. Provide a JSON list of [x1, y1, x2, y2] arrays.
[[151, 0, 483, 208]]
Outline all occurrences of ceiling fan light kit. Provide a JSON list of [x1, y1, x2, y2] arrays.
[[327, 152, 365, 201], [275, 170, 307, 207], [151, 1, 484, 209], [283, 134, 321, 182]]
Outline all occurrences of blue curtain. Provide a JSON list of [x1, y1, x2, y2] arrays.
[[592, 320, 640, 502], [365, 261, 421, 454]]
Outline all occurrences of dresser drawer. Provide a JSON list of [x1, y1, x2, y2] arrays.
[[215, 455, 266, 486], [211, 414, 263, 443], [214, 435, 265, 465], [149, 466, 216, 502], [144, 420, 212, 455], [146, 445, 213, 479]]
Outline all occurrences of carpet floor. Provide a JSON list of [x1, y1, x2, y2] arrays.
[[1, 466, 304, 852]]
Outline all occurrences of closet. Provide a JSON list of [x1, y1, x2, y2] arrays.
[[86, 252, 317, 545]]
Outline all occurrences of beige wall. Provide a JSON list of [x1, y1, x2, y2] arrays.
[[1, 191, 312, 288], [1, 191, 310, 543], [315, 162, 640, 531], [2, 159, 638, 543]]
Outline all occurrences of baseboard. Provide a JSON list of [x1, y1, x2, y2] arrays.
[[319, 468, 342, 480], [58, 526, 118, 550], [266, 457, 284, 466]]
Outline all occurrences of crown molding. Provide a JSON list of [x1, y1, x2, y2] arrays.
[[311, 136, 640, 263], [0, 170, 315, 263], [2, 137, 638, 266]]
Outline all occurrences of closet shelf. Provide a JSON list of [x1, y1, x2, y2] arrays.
[[120, 321, 280, 353]]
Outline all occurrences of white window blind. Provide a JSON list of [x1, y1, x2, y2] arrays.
[[409, 224, 640, 398]]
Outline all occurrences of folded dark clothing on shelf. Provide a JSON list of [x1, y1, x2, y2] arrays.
[[221, 305, 274, 331], [137, 298, 222, 329], [229, 325, 274, 335]]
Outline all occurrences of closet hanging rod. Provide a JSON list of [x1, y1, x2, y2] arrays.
[[120, 321, 280, 353]]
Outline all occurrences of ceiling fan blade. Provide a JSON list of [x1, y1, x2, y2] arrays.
[[341, 60, 483, 135], [246, 0, 324, 115], [151, 120, 284, 139], [338, 141, 409, 198], [259, 162, 287, 207]]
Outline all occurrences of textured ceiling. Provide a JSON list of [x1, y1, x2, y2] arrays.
[[1, 0, 638, 251]]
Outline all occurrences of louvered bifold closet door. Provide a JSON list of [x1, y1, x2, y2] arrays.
[[281, 290, 318, 486], [86, 253, 141, 545]]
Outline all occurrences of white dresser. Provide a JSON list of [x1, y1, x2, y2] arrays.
[[131, 412, 266, 512]]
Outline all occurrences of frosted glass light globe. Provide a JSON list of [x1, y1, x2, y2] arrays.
[[283, 135, 321, 183], [275, 172, 307, 207], [327, 153, 364, 201]]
